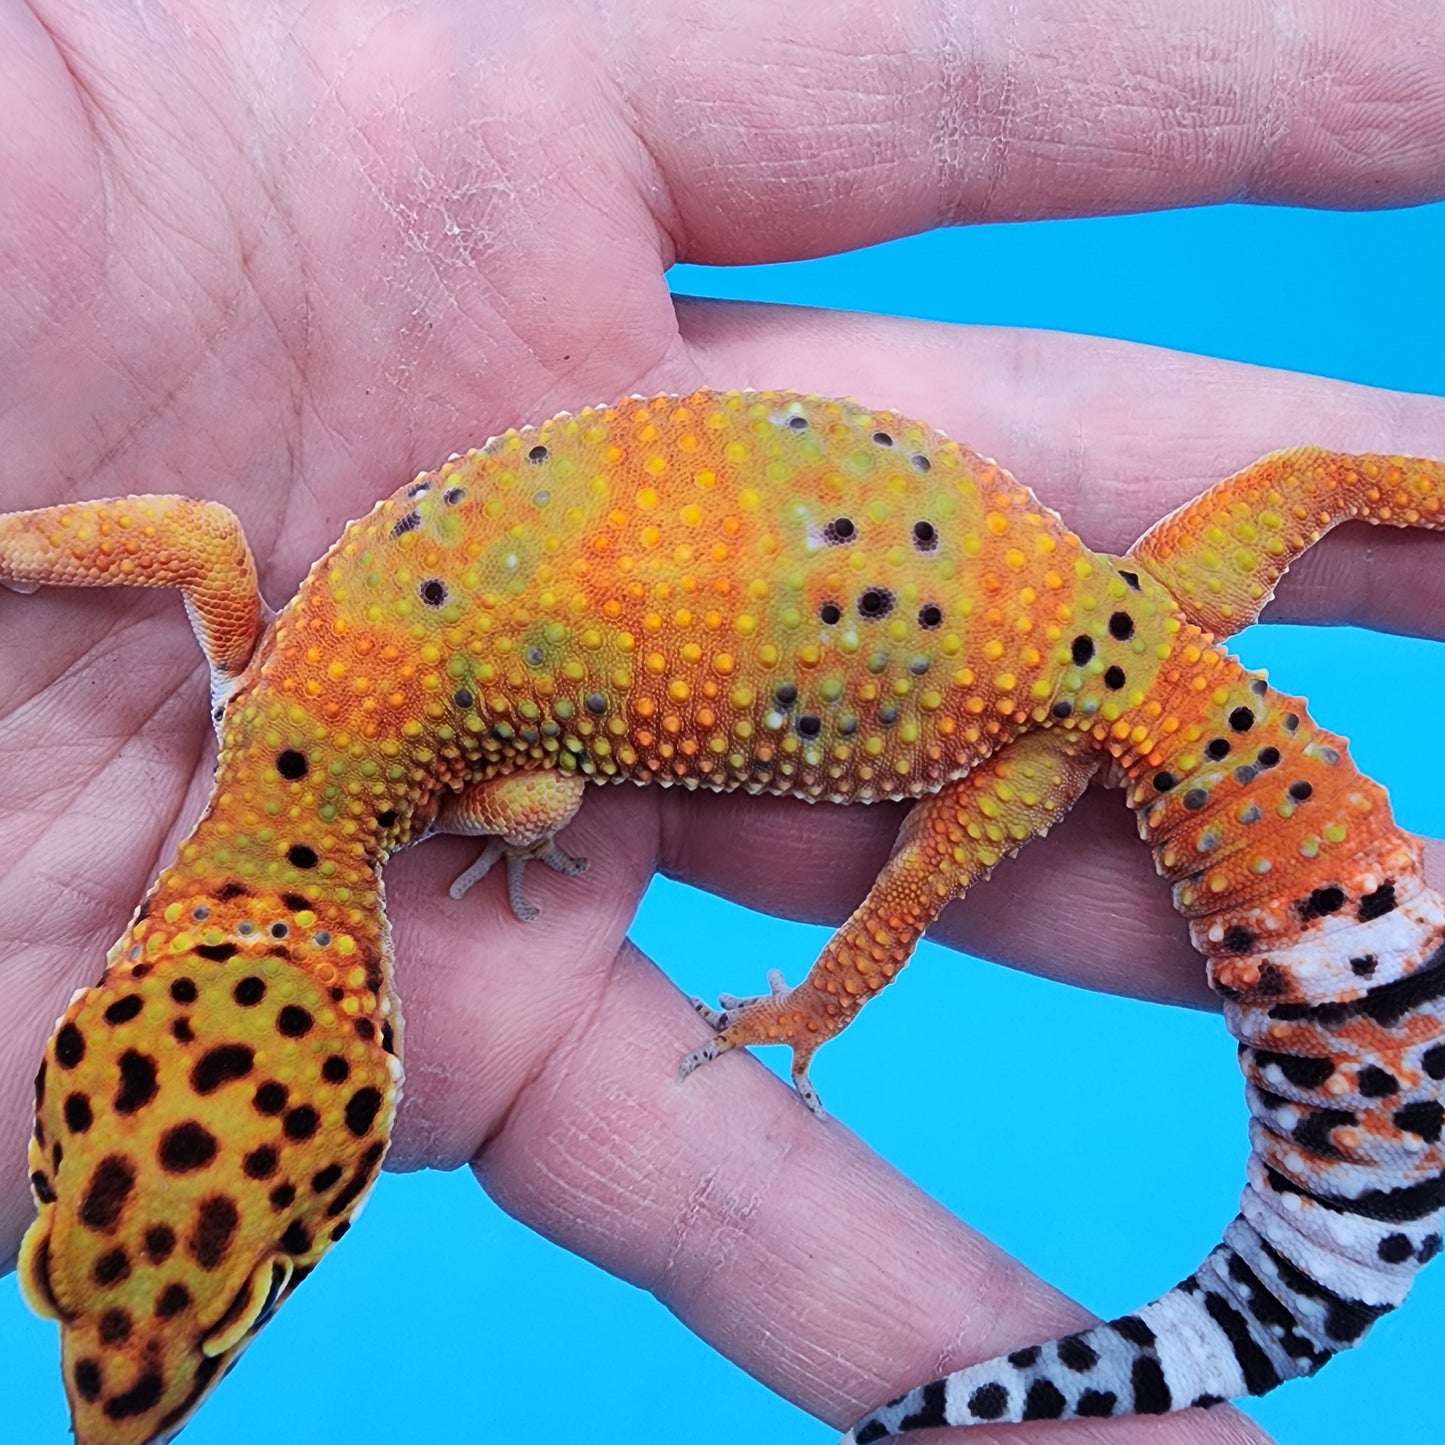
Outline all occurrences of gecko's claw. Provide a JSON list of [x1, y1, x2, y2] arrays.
[[679, 970, 826, 1116], [449, 837, 590, 919]]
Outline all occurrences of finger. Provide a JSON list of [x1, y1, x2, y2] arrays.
[[619, 0, 1445, 263], [432, 925, 1270, 1443], [678, 303, 1445, 638]]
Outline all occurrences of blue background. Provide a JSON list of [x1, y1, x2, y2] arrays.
[[5, 202, 1444, 1441]]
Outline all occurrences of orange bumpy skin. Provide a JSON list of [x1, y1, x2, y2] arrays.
[[3, 390, 1444, 1443]]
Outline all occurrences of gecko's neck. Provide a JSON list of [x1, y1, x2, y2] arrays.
[[105, 805, 396, 1052]]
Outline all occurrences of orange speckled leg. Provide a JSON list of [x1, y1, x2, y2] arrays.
[[440, 769, 589, 920], [0, 495, 267, 692], [680, 729, 1100, 1114], [1128, 449, 1445, 637]]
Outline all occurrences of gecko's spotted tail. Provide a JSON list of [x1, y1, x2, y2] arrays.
[[843, 1212, 1390, 1441], [845, 918, 1445, 1440]]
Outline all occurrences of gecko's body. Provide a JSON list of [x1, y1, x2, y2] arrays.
[[4, 389, 1444, 1443]]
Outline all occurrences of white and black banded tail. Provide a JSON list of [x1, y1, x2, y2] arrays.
[[844, 909, 1445, 1441]]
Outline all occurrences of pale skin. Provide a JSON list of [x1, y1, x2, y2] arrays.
[[2, 2, 1445, 1441]]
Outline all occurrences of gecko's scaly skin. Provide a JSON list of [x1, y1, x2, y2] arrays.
[[2, 391, 1443, 1443]]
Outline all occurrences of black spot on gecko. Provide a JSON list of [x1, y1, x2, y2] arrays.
[[419, 579, 448, 607], [1132, 1356, 1172, 1414], [243, 1147, 277, 1180], [171, 1018, 194, 1044], [190, 1196, 239, 1270], [287, 845, 318, 870], [857, 587, 894, 619], [918, 603, 943, 629], [1358, 883, 1397, 921], [1022, 1380, 1066, 1419], [1153, 771, 1177, 792], [64, 1092, 94, 1133], [774, 682, 797, 708], [144, 1225, 175, 1263], [114, 1051, 158, 1115], [1299, 886, 1345, 920], [80, 1157, 136, 1232], [1350, 954, 1379, 977], [390, 510, 421, 538], [104, 995, 142, 1026], [1424, 1045, 1445, 1081], [159, 1122, 218, 1174], [74, 1358, 103, 1401], [912, 520, 937, 551], [1394, 1101, 1445, 1143], [819, 601, 842, 625], [453, 688, 474, 709], [406, 481, 430, 498], [312, 1163, 343, 1193], [1257, 746, 1280, 768], [191, 1045, 255, 1096], [1071, 635, 1094, 665], [376, 809, 398, 828], [1223, 925, 1255, 953], [277, 1005, 313, 1038], [966, 1383, 1008, 1420], [1205, 738, 1230, 760], [1051, 700, 1073, 719], [872, 431, 893, 447], [1289, 780, 1314, 801], [30, 1171, 55, 1204], [280, 1220, 312, 1255], [797, 714, 822, 738], [822, 517, 856, 545], [1076, 1390, 1117, 1417], [1183, 788, 1208, 810], [1378, 1233, 1414, 1264], [1118, 569, 1141, 590], [1108, 611, 1134, 640], [444, 487, 466, 505], [1253, 1050, 1335, 1089], [156, 1288, 190, 1323], [98, 1308, 132, 1346], [910, 454, 931, 472], [345, 1087, 383, 1136], [1229, 707, 1255, 732], [92, 1248, 130, 1288], [1103, 665, 1126, 689], [275, 750, 308, 783], [219, 881, 250, 900], [284, 1105, 319, 1141], [194, 942, 237, 963], [1057, 1335, 1099, 1371], [527, 444, 549, 464], [269, 1183, 296, 1212], [234, 976, 265, 1007]]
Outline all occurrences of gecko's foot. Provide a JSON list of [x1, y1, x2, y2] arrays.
[[448, 837, 589, 920], [679, 970, 826, 1116]]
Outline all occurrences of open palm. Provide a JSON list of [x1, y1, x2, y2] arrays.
[[3, 3, 1445, 1440]]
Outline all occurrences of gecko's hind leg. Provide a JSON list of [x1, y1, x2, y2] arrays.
[[1128, 448, 1445, 639], [439, 770, 589, 921], [680, 729, 1099, 1114]]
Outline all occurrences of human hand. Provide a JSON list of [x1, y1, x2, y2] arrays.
[[3, 2, 1444, 1440]]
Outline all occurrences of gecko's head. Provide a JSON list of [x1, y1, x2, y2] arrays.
[[19, 954, 396, 1443]]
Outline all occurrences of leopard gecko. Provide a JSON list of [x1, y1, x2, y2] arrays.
[[3, 389, 1442, 1444]]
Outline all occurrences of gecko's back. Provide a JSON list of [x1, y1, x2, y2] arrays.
[[309, 390, 1115, 813]]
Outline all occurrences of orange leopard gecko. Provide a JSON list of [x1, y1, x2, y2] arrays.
[[3, 389, 1443, 1443]]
